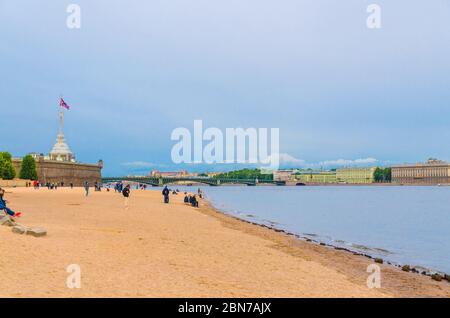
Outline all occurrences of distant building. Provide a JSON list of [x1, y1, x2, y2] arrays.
[[287, 167, 377, 184], [336, 167, 377, 184], [13, 156, 103, 186], [12, 101, 102, 186], [150, 170, 189, 178], [392, 159, 450, 184], [273, 170, 296, 182], [294, 171, 337, 184]]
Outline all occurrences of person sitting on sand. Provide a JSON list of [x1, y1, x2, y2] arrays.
[[0, 188, 22, 218], [190, 195, 199, 208], [184, 194, 189, 204]]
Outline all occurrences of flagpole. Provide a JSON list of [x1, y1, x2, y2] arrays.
[[59, 96, 63, 135]]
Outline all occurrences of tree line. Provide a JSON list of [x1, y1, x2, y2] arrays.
[[0, 152, 37, 180], [214, 168, 273, 181]]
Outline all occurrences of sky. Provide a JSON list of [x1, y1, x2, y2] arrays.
[[1, 0, 450, 176]]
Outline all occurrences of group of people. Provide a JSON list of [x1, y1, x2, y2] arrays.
[[184, 193, 199, 207], [0, 187, 21, 218], [114, 182, 124, 193], [161, 186, 199, 207], [1, 180, 203, 218], [112, 182, 130, 196], [160, 186, 201, 208], [114, 183, 197, 207], [27, 180, 75, 190]]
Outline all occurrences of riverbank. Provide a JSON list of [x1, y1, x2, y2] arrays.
[[0, 188, 448, 297]]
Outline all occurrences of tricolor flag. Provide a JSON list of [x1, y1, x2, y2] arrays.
[[60, 97, 70, 110]]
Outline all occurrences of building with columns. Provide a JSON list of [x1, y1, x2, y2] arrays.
[[391, 159, 450, 184]]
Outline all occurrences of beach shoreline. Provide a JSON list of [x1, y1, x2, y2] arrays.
[[195, 196, 450, 297], [202, 196, 449, 278], [0, 187, 449, 297]]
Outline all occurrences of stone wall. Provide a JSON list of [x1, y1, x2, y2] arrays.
[[13, 158, 102, 186], [0, 179, 31, 188]]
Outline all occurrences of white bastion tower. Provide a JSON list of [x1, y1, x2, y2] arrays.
[[48, 101, 75, 162]]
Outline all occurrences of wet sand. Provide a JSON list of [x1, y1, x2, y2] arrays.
[[0, 187, 449, 297]]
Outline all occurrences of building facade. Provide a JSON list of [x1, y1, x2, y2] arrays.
[[150, 170, 189, 177], [13, 157, 103, 186], [294, 171, 337, 184], [391, 159, 450, 184], [335, 167, 376, 184], [273, 170, 296, 182], [280, 167, 377, 184]]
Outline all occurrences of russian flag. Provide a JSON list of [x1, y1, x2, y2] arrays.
[[60, 98, 70, 110]]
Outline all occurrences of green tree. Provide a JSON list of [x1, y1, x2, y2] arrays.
[[0, 152, 16, 180], [374, 167, 392, 183], [214, 168, 273, 181], [384, 167, 392, 182], [19, 155, 38, 180], [374, 167, 384, 182]]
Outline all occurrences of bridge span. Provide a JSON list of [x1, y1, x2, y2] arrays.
[[102, 176, 285, 187]]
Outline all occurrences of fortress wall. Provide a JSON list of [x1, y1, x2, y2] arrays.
[[13, 159, 102, 186], [0, 179, 31, 187]]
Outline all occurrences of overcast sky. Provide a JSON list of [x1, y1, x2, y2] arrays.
[[1, 0, 449, 176]]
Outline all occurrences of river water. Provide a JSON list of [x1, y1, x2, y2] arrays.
[[171, 185, 449, 274]]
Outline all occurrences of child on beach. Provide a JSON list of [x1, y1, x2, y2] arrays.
[[0, 188, 22, 218]]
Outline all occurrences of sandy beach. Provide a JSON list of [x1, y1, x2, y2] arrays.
[[0, 187, 449, 298]]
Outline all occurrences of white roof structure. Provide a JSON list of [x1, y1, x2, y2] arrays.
[[49, 133, 74, 162], [48, 101, 75, 162]]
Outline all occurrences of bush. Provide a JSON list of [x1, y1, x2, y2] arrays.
[[20, 155, 38, 180], [0, 152, 16, 180]]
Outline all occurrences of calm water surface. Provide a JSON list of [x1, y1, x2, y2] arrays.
[[173, 185, 450, 273]]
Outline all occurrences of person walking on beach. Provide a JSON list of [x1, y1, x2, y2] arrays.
[[162, 186, 170, 204], [0, 188, 22, 218], [122, 184, 131, 210], [84, 181, 90, 197]]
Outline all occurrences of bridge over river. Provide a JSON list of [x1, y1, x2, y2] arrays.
[[102, 176, 286, 186]]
